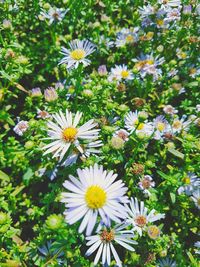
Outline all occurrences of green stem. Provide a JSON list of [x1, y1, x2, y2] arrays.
[[74, 64, 83, 107], [43, 247, 64, 267]]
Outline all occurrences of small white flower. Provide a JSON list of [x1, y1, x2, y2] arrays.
[[163, 105, 178, 115], [61, 164, 128, 235], [133, 53, 164, 80], [108, 64, 134, 82], [125, 197, 165, 236], [171, 116, 191, 134], [85, 224, 137, 267], [13, 120, 29, 136], [116, 28, 139, 47], [165, 7, 181, 22], [139, 4, 156, 18], [189, 67, 200, 78], [124, 111, 153, 137], [40, 7, 68, 24], [153, 115, 169, 140], [59, 40, 96, 70], [43, 109, 100, 161], [191, 188, 200, 210], [176, 48, 188, 59], [178, 172, 200, 195], [138, 175, 155, 196]]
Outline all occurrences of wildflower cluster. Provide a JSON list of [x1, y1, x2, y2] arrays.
[[0, 0, 199, 266]]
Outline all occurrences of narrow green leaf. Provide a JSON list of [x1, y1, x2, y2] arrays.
[[170, 192, 176, 203], [168, 148, 184, 159]]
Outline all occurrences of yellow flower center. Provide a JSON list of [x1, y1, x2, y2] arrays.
[[146, 59, 154, 65], [63, 127, 78, 141], [157, 122, 165, 132], [121, 70, 129, 79], [135, 215, 147, 227], [189, 68, 196, 75], [180, 52, 187, 59], [135, 59, 154, 69], [146, 32, 154, 39], [172, 120, 182, 129], [70, 49, 86, 60], [85, 185, 107, 209], [137, 123, 145, 130], [126, 35, 134, 43], [147, 225, 160, 239], [156, 19, 164, 26], [197, 198, 200, 206], [182, 176, 191, 184], [100, 229, 115, 242]]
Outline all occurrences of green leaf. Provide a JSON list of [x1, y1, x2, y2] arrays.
[[0, 170, 10, 182], [11, 185, 25, 196], [187, 81, 198, 88], [187, 252, 199, 267], [157, 170, 170, 180], [168, 148, 184, 159], [23, 168, 34, 185], [170, 192, 176, 203]]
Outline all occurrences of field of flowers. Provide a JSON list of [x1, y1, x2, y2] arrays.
[[0, 0, 200, 266]]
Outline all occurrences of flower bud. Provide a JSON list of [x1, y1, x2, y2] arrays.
[[131, 163, 144, 175], [44, 87, 58, 102], [46, 214, 63, 230], [110, 136, 124, 149]]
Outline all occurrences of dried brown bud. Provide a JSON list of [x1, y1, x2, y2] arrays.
[[131, 163, 144, 175]]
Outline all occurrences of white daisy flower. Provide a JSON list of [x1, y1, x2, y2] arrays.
[[178, 172, 200, 195], [115, 28, 139, 47], [85, 224, 137, 267], [61, 164, 128, 235], [165, 7, 181, 22], [124, 111, 153, 137], [43, 109, 100, 161], [157, 257, 177, 267], [133, 53, 164, 80], [171, 116, 191, 134], [176, 48, 188, 60], [138, 175, 155, 196], [108, 64, 134, 82], [138, 4, 156, 18], [124, 111, 140, 132], [59, 40, 96, 70], [163, 105, 178, 115], [153, 115, 169, 140], [189, 67, 200, 78], [191, 188, 200, 210], [125, 197, 165, 236], [40, 7, 68, 24], [13, 120, 29, 136]]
